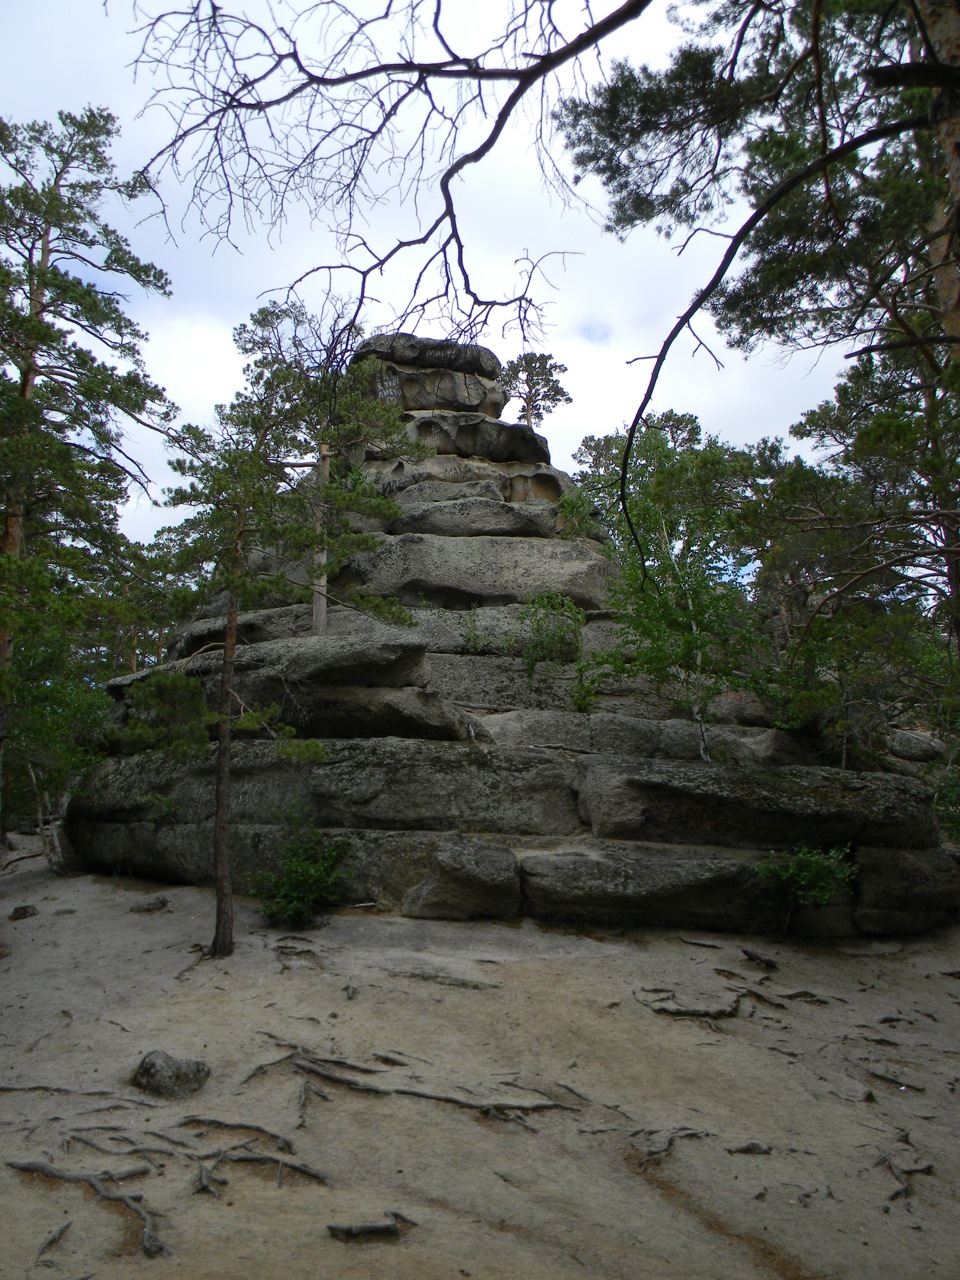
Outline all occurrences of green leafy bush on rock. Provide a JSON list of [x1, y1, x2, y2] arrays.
[[249, 819, 350, 927], [756, 844, 858, 910], [518, 590, 585, 684]]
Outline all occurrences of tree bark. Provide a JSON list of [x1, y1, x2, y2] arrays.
[[311, 445, 331, 637], [0, 196, 52, 840], [914, 0, 960, 342], [209, 572, 241, 958]]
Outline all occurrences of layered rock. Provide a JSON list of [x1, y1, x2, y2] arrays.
[[353, 333, 507, 418], [67, 339, 960, 938]]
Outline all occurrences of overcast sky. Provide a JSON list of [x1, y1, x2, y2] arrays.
[[4, 0, 845, 539]]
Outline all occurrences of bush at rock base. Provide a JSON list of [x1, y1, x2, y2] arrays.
[[248, 818, 350, 927], [757, 844, 858, 911]]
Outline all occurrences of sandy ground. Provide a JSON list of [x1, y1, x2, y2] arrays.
[[2, 842, 960, 1280]]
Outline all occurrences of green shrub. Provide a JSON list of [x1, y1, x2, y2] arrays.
[[570, 660, 602, 712], [556, 489, 600, 539], [460, 603, 488, 654], [756, 843, 858, 910], [278, 739, 330, 764], [115, 670, 212, 761], [518, 590, 585, 684], [143, 791, 181, 824], [249, 821, 350, 927]]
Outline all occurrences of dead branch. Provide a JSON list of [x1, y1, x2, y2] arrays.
[[7, 1160, 164, 1257], [617, 114, 929, 570], [135, 0, 656, 338]]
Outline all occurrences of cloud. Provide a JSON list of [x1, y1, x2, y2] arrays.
[[6, 0, 846, 516], [576, 320, 613, 345]]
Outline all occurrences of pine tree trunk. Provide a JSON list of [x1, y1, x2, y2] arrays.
[[0, 225, 47, 842], [311, 445, 331, 637], [312, 546, 328, 636], [914, 0, 960, 342], [0, 474, 26, 846], [209, 587, 240, 957]]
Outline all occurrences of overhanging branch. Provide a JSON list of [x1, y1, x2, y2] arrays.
[[618, 113, 930, 572]]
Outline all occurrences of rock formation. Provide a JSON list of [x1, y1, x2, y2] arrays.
[[352, 332, 508, 418], [66, 338, 960, 937]]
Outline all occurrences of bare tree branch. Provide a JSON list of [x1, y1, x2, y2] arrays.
[[616, 113, 930, 575], [133, 0, 655, 337]]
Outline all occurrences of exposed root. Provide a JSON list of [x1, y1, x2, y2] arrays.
[[253, 1027, 580, 1122], [626, 1127, 711, 1171], [297, 1080, 329, 1127], [328, 1210, 418, 1241], [1, 851, 44, 873], [8, 1159, 165, 1257], [178, 1115, 296, 1153], [875, 1151, 935, 1200], [35, 1220, 71, 1261], [193, 1163, 229, 1197], [222, 1151, 327, 1186], [636, 991, 742, 1020]]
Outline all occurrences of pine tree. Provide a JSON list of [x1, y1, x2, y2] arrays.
[[0, 106, 173, 836], [162, 303, 410, 956], [557, 4, 951, 362], [502, 353, 572, 430]]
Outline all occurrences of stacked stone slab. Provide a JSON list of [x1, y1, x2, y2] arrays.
[[352, 332, 508, 418], [67, 338, 960, 937]]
